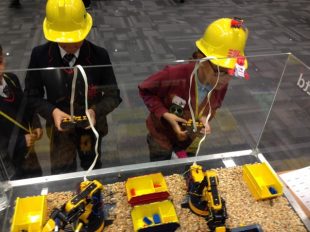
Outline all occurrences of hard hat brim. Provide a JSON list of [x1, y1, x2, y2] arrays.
[[43, 13, 93, 43], [209, 55, 248, 70], [196, 39, 248, 69]]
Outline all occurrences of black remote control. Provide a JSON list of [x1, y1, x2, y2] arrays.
[[60, 115, 89, 129]]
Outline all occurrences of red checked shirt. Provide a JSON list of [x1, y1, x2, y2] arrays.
[[138, 62, 228, 150]]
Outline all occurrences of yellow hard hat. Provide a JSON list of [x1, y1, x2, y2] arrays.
[[196, 17, 249, 69], [43, 0, 93, 43]]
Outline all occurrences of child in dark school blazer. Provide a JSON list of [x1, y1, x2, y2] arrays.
[[0, 44, 43, 180]]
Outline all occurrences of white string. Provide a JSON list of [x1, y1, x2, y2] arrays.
[[193, 63, 220, 164], [71, 65, 100, 181], [187, 62, 200, 133], [70, 69, 77, 119], [187, 56, 214, 133], [187, 57, 220, 164]]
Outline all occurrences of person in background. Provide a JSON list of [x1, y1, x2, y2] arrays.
[[0, 44, 43, 180], [9, 0, 21, 8], [25, 0, 122, 174], [8, 0, 92, 11], [139, 17, 249, 161], [82, 0, 91, 9]]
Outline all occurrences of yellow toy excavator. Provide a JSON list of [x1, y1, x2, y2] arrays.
[[42, 180, 104, 232], [11, 180, 106, 232], [182, 164, 228, 232]]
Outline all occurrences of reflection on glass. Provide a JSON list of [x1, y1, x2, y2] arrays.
[[0, 44, 42, 180], [2, 53, 303, 178], [0, 182, 9, 211]]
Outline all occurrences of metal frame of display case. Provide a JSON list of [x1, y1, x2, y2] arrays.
[[1, 149, 309, 231], [1, 53, 309, 231], [8, 149, 253, 187]]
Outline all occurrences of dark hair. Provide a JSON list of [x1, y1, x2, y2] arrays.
[[0, 45, 2, 55], [192, 50, 205, 59]]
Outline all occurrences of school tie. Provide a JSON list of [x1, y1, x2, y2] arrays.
[[2, 85, 14, 101], [63, 53, 75, 67], [3, 85, 10, 97]]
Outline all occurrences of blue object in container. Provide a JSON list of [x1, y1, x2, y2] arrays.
[[268, 186, 277, 195], [153, 214, 161, 224], [143, 216, 153, 225]]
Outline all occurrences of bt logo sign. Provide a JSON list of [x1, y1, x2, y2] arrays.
[[297, 73, 310, 96]]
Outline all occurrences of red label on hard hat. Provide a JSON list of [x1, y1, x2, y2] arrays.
[[231, 18, 243, 28], [236, 57, 245, 65], [227, 49, 241, 58]]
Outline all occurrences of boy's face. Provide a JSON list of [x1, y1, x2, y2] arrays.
[[58, 41, 84, 54], [208, 61, 232, 90], [200, 60, 232, 90]]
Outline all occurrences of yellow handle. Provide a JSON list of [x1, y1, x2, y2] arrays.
[[75, 222, 84, 232], [0, 111, 29, 133]]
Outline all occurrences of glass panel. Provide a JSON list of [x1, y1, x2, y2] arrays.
[[202, 54, 289, 155], [257, 54, 310, 172], [2, 53, 310, 231], [0, 54, 290, 179]]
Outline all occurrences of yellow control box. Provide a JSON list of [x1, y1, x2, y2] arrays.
[[243, 163, 283, 200], [131, 200, 179, 232]]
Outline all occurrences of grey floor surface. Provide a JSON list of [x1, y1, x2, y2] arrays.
[[0, 0, 310, 174]]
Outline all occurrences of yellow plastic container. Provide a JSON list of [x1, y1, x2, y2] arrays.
[[131, 200, 179, 232], [242, 163, 283, 200], [126, 173, 169, 206], [11, 195, 47, 232]]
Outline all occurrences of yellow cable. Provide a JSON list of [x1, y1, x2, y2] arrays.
[[0, 111, 29, 133], [75, 222, 83, 232]]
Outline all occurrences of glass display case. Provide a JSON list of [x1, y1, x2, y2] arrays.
[[0, 53, 309, 231]]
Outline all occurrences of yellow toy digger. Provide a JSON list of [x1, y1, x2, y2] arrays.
[[12, 180, 107, 232], [182, 164, 228, 232]]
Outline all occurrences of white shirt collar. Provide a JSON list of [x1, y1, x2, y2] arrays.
[[58, 45, 80, 67], [58, 45, 80, 59], [0, 77, 8, 97]]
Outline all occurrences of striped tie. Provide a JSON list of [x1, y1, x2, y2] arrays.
[[63, 53, 75, 67]]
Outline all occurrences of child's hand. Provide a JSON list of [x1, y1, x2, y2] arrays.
[[32, 128, 43, 140], [84, 108, 96, 129], [199, 116, 211, 134], [52, 108, 71, 131], [24, 133, 37, 147], [163, 112, 188, 141]]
